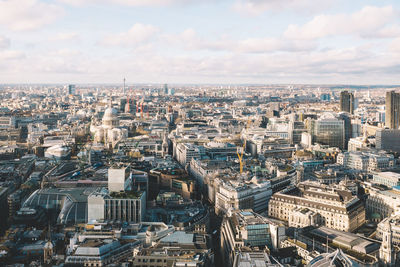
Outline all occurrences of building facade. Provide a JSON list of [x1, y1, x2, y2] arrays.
[[88, 188, 146, 223], [376, 129, 400, 153], [337, 151, 395, 172], [220, 210, 285, 267], [386, 91, 400, 129], [268, 182, 365, 232], [340, 91, 355, 114]]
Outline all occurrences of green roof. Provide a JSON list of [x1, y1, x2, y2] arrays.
[[110, 191, 143, 199]]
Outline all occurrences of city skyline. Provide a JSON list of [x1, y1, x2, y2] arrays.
[[1, 0, 400, 84]]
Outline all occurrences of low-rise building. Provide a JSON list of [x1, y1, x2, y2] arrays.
[[220, 210, 285, 267], [65, 239, 138, 266], [214, 177, 272, 215], [88, 188, 146, 223], [372, 171, 400, 188], [337, 151, 395, 172], [268, 181, 365, 232], [132, 231, 213, 267], [288, 207, 323, 228]]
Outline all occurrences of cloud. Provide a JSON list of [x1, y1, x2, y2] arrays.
[[236, 38, 316, 53], [0, 36, 10, 50], [163, 29, 316, 53], [2, 44, 400, 84], [0, 50, 25, 60], [233, 0, 333, 15], [284, 5, 397, 40], [100, 23, 159, 46], [389, 38, 400, 53], [0, 0, 64, 31], [59, 0, 203, 7], [360, 25, 400, 39], [50, 32, 80, 42]]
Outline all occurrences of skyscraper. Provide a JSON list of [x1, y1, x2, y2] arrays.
[[164, 84, 168, 95], [386, 91, 400, 129], [340, 90, 355, 114], [68, 84, 76, 95]]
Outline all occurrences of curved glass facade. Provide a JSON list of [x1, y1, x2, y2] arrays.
[[23, 188, 93, 225]]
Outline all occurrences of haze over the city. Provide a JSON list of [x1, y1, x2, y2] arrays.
[[1, 0, 400, 84]]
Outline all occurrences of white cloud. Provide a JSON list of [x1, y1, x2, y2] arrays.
[[360, 25, 400, 39], [389, 38, 400, 53], [284, 5, 397, 40], [50, 32, 80, 42], [59, 0, 202, 7], [236, 38, 316, 53], [163, 29, 316, 53], [0, 0, 64, 31], [2, 44, 400, 84], [100, 23, 159, 46], [233, 0, 333, 15], [0, 50, 25, 60], [0, 36, 10, 50]]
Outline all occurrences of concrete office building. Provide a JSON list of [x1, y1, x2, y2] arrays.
[[376, 129, 400, 153], [214, 177, 272, 215], [65, 239, 137, 266], [233, 252, 283, 267], [366, 186, 400, 221], [0, 116, 16, 129], [175, 143, 205, 166], [87, 188, 146, 223], [108, 166, 130, 192], [337, 151, 395, 172], [386, 91, 400, 129], [220, 210, 285, 267], [131, 231, 213, 267], [308, 113, 345, 149], [373, 172, 400, 188], [340, 91, 355, 114]]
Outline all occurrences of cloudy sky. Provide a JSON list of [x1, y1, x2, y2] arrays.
[[0, 0, 400, 84]]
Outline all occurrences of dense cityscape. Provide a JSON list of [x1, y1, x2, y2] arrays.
[[2, 0, 400, 266], [0, 84, 398, 266]]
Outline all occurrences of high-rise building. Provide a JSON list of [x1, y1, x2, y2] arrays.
[[164, 83, 168, 95], [386, 91, 400, 129], [340, 91, 355, 114], [68, 84, 76, 95]]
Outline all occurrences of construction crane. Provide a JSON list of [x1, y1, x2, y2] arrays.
[[237, 139, 246, 174], [140, 101, 144, 120]]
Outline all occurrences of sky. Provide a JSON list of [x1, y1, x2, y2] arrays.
[[0, 0, 400, 85]]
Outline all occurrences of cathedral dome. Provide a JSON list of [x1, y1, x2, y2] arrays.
[[103, 107, 118, 119], [102, 107, 119, 129]]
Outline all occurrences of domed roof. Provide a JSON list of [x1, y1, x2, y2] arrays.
[[104, 107, 118, 118]]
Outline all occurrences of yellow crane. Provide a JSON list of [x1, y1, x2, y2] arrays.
[[237, 139, 246, 174]]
